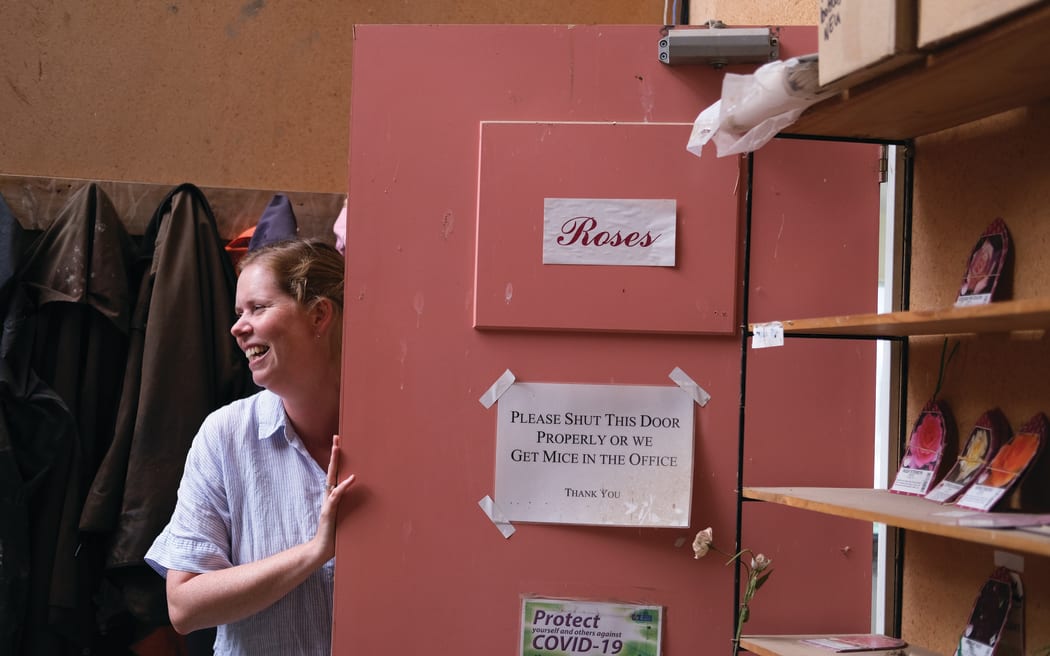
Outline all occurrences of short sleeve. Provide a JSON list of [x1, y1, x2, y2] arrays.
[[144, 413, 234, 576]]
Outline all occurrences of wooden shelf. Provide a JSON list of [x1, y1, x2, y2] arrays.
[[741, 635, 940, 656], [742, 487, 1050, 557], [749, 297, 1050, 338], [786, 3, 1050, 141]]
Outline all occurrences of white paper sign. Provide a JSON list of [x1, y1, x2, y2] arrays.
[[925, 479, 964, 503], [751, 322, 784, 348], [956, 482, 1006, 512], [955, 293, 992, 308], [890, 467, 935, 496], [495, 382, 694, 527], [542, 198, 676, 266], [958, 636, 995, 656]]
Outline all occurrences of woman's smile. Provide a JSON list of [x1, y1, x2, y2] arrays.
[[245, 344, 270, 362]]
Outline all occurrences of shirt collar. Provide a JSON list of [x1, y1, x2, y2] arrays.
[[256, 389, 289, 442]]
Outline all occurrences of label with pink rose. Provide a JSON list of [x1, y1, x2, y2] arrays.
[[955, 218, 1010, 307], [891, 399, 955, 496]]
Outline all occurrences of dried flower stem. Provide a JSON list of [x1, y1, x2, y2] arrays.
[[692, 527, 773, 652], [718, 547, 772, 646]]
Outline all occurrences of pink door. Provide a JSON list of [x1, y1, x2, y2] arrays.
[[337, 24, 880, 654]]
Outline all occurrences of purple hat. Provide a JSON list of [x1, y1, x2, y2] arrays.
[[248, 193, 299, 251]]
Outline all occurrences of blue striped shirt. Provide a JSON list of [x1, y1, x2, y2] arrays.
[[145, 389, 335, 655]]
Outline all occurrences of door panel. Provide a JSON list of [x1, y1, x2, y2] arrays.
[[338, 24, 877, 654]]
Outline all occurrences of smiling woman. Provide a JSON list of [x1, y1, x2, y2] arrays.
[[144, 239, 355, 656]]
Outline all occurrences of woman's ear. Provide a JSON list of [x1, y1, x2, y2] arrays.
[[310, 297, 337, 336]]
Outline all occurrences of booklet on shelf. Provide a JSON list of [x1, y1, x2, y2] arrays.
[[801, 634, 907, 652], [1018, 524, 1050, 537]]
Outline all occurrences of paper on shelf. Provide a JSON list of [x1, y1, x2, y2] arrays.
[[800, 634, 907, 652]]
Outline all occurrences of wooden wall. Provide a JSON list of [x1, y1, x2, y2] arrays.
[[689, 0, 815, 26], [0, 1, 666, 195]]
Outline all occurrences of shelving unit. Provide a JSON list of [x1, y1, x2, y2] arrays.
[[741, 297, 1050, 655], [738, 5, 1050, 655]]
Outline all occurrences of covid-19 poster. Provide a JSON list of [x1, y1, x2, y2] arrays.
[[520, 598, 663, 656]]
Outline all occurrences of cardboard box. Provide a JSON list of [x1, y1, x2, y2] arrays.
[[918, 0, 1045, 49], [818, 0, 918, 87]]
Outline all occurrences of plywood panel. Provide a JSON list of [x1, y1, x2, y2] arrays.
[[338, 23, 851, 656], [689, 0, 816, 26], [339, 24, 741, 655], [0, 0, 667, 193]]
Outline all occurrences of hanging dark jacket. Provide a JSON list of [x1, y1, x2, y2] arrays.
[[79, 183, 253, 627], [0, 329, 80, 656], [0, 191, 33, 652], [12, 183, 137, 653], [19, 182, 135, 492], [0, 193, 81, 656]]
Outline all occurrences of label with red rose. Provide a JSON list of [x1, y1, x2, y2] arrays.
[[954, 567, 1023, 656]]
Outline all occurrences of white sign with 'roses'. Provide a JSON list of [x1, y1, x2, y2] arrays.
[[542, 198, 676, 267]]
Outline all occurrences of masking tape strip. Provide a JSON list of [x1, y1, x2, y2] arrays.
[[669, 366, 711, 407], [479, 369, 516, 409], [479, 495, 516, 538]]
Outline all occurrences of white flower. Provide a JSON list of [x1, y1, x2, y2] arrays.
[[751, 553, 772, 572], [692, 527, 714, 559]]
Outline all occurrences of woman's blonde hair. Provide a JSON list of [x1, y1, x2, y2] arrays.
[[238, 238, 344, 314]]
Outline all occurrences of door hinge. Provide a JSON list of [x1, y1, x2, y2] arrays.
[[878, 146, 889, 184]]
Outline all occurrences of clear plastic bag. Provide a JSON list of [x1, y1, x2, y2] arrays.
[[687, 54, 835, 158]]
